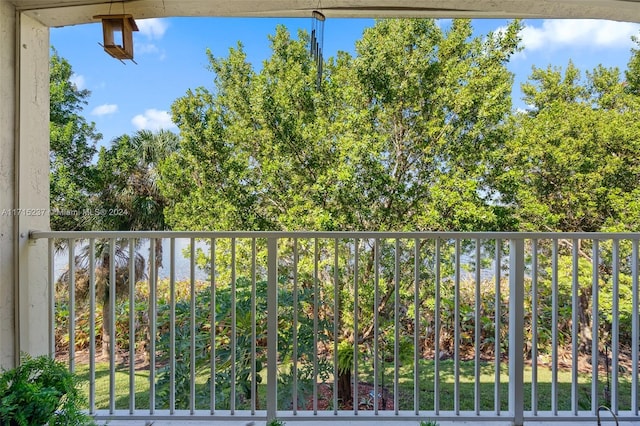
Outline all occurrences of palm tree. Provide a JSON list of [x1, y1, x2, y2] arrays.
[[130, 129, 179, 277], [57, 238, 146, 357], [57, 129, 179, 359], [98, 129, 179, 278]]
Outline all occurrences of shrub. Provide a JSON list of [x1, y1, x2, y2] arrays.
[[0, 354, 96, 426]]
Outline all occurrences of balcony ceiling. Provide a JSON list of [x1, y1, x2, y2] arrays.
[[4, 0, 640, 27]]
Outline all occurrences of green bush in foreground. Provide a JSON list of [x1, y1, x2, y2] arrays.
[[0, 354, 96, 426]]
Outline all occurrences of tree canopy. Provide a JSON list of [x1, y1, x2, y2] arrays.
[[49, 49, 101, 231], [160, 19, 523, 232], [490, 61, 640, 232], [50, 19, 640, 235]]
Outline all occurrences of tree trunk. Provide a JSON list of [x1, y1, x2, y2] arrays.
[[337, 369, 352, 407], [151, 237, 163, 280], [100, 256, 114, 359], [101, 294, 111, 357]]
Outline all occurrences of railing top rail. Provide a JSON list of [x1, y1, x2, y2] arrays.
[[29, 230, 640, 240]]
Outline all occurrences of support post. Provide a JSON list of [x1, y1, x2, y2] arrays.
[[16, 12, 50, 360], [509, 238, 525, 426], [0, 0, 18, 369], [0, 8, 50, 369]]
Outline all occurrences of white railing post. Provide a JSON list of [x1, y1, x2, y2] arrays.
[[267, 237, 278, 421], [509, 238, 525, 426]]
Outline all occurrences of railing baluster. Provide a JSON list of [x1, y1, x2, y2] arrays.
[[434, 239, 441, 415], [170, 238, 176, 415], [68, 238, 75, 372], [414, 238, 420, 416], [612, 239, 620, 413], [210, 238, 216, 414], [267, 237, 278, 421], [495, 238, 502, 415], [189, 238, 196, 414], [251, 238, 257, 415], [89, 238, 96, 415], [333, 238, 339, 416], [571, 238, 579, 415], [633, 238, 639, 415], [149, 238, 156, 414], [374, 238, 380, 415], [353, 237, 359, 415], [551, 239, 558, 415], [109, 238, 116, 415], [292, 238, 299, 415], [229, 238, 238, 415], [475, 238, 481, 415], [592, 240, 600, 415], [394, 238, 400, 415], [128, 238, 136, 414], [508, 238, 525, 426], [48, 238, 55, 358], [313, 238, 319, 414], [454, 238, 461, 415], [531, 239, 538, 416]]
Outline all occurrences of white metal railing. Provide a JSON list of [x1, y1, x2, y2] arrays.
[[30, 231, 640, 425]]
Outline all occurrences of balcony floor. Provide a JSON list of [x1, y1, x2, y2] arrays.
[[103, 421, 637, 425]]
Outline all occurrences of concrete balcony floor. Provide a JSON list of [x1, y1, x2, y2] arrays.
[[103, 421, 637, 426]]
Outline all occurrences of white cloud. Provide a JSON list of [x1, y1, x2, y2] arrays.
[[136, 42, 167, 60], [521, 19, 640, 51], [137, 43, 159, 54], [137, 18, 168, 40], [70, 73, 86, 90], [91, 104, 118, 116], [132, 109, 176, 131]]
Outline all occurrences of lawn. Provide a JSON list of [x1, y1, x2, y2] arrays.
[[74, 358, 631, 412]]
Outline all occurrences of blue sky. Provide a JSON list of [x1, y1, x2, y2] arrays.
[[50, 17, 640, 146]]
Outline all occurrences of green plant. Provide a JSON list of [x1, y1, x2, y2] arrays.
[[419, 420, 439, 426], [336, 339, 354, 404], [0, 354, 96, 426], [266, 419, 285, 426]]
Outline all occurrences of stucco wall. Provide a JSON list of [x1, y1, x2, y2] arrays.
[[0, 0, 17, 369], [16, 12, 50, 363], [0, 5, 50, 369]]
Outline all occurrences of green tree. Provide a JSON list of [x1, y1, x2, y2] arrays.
[[325, 19, 521, 231], [49, 48, 101, 230], [158, 19, 522, 406], [625, 35, 640, 96], [96, 130, 178, 231], [160, 19, 522, 232], [76, 130, 179, 355], [491, 61, 640, 232], [489, 59, 640, 356], [95, 129, 179, 273]]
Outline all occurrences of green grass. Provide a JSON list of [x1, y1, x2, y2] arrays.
[[358, 358, 632, 412], [75, 363, 152, 410], [74, 361, 268, 411], [73, 358, 632, 412]]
